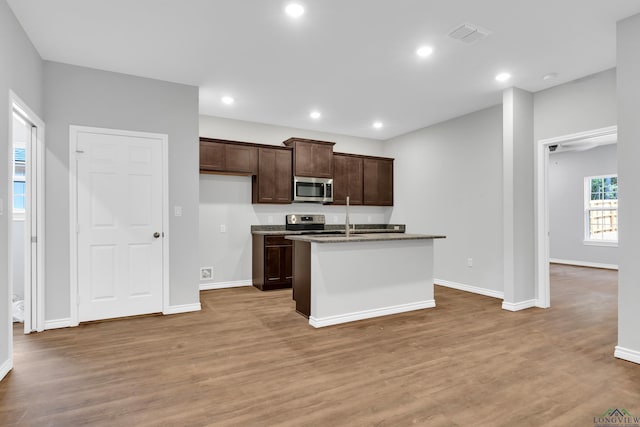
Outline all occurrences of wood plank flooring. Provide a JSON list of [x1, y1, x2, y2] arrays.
[[1, 264, 639, 426]]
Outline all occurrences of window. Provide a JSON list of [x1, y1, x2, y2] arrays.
[[12, 110, 28, 219], [13, 147, 26, 216], [584, 175, 618, 244]]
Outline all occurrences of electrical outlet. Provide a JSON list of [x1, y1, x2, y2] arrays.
[[367, 216, 372, 223], [467, 258, 473, 267], [174, 206, 182, 217], [220, 224, 226, 233], [200, 267, 213, 280], [394, 225, 400, 230], [333, 215, 338, 223], [268, 216, 274, 224]]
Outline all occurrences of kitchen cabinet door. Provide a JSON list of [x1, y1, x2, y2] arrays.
[[253, 147, 292, 204], [199, 140, 226, 171], [363, 158, 394, 206], [252, 234, 294, 291], [333, 154, 363, 205], [199, 139, 257, 174], [225, 144, 257, 174], [283, 138, 334, 178]]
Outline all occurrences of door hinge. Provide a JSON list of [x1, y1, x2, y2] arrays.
[[31, 236, 37, 243]]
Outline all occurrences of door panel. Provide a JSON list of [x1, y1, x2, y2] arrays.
[[90, 245, 117, 300], [128, 243, 153, 296], [77, 130, 163, 322]]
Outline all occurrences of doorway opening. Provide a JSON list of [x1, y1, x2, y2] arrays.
[[8, 91, 45, 335], [535, 126, 617, 308]]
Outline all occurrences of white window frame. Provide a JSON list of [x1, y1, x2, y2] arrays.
[[584, 174, 618, 247]]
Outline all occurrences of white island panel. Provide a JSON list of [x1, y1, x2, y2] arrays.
[[309, 239, 435, 327]]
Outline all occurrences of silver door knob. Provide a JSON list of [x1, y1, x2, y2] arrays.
[[153, 232, 161, 238]]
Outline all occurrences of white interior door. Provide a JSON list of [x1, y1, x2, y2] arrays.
[[75, 129, 164, 322]]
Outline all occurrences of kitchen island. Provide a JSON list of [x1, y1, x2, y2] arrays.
[[286, 233, 445, 327]]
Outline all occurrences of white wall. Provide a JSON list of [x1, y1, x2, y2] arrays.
[[616, 13, 640, 362], [200, 115, 386, 156], [199, 115, 391, 286], [384, 106, 504, 294], [43, 62, 200, 321], [0, 0, 44, 379], [549, 144, 618, 266], [534, 69, 616, 142]]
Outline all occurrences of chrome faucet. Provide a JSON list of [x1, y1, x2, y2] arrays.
[[345, 196, 350, 237]]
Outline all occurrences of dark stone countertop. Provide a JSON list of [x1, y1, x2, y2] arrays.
[[285, 233, 446, 244], [251, 224, 406, 235]]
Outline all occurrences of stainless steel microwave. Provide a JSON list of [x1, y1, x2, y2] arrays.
[[293, 176, 333, 203]]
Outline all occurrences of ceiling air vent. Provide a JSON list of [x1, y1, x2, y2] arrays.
[[448, 23, 490, 44]]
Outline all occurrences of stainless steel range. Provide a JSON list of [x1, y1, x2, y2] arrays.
[[285, 214, 325, 232]]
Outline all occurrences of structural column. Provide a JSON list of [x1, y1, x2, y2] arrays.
[[615, 13, 640, 364], [502, 87, 536, 311]]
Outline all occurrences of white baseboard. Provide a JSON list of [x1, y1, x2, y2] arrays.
[[434, 278, 504, 299], [309, 300, 436, 328], [615, 346, 640, 365], [0, 358, 12, 381], [200, 280, 252, 291], [44, 318, 73, 330], [550, 258, 618, 270], [502, 299, 537, 312], [163, 303, 201, 315], [535, 299, 550, 309]]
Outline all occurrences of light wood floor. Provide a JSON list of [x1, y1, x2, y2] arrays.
[[1, 264, 639, 426]]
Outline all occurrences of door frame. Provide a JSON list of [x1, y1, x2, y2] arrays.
[[68, 126, 169, 326], [7, 90, 46, 334], [535, 125, 617, 308]]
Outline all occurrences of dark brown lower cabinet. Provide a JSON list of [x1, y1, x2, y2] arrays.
[[252, 234, 293, 290]]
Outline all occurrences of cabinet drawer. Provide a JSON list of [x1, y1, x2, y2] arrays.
[[265, 235, 293, 246]]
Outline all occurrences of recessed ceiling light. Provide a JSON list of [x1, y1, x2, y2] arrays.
[[373, 122, 383, 129], [310, 111, 321, 119], [416, 46, 433, 57], [495, 73, 511, 82], [221, 96, 234, 105], [285, 3, 304, 18]]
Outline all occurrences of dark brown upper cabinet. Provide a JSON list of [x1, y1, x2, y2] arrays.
[[332, 153, 363, 205], [283, 138, 335, 178], [252, 147, 292, 204], [363, 157, 394, 206], [199, 138, 258, 175]]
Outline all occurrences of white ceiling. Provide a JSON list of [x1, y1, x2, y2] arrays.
[[7, 0, 640, 140]]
